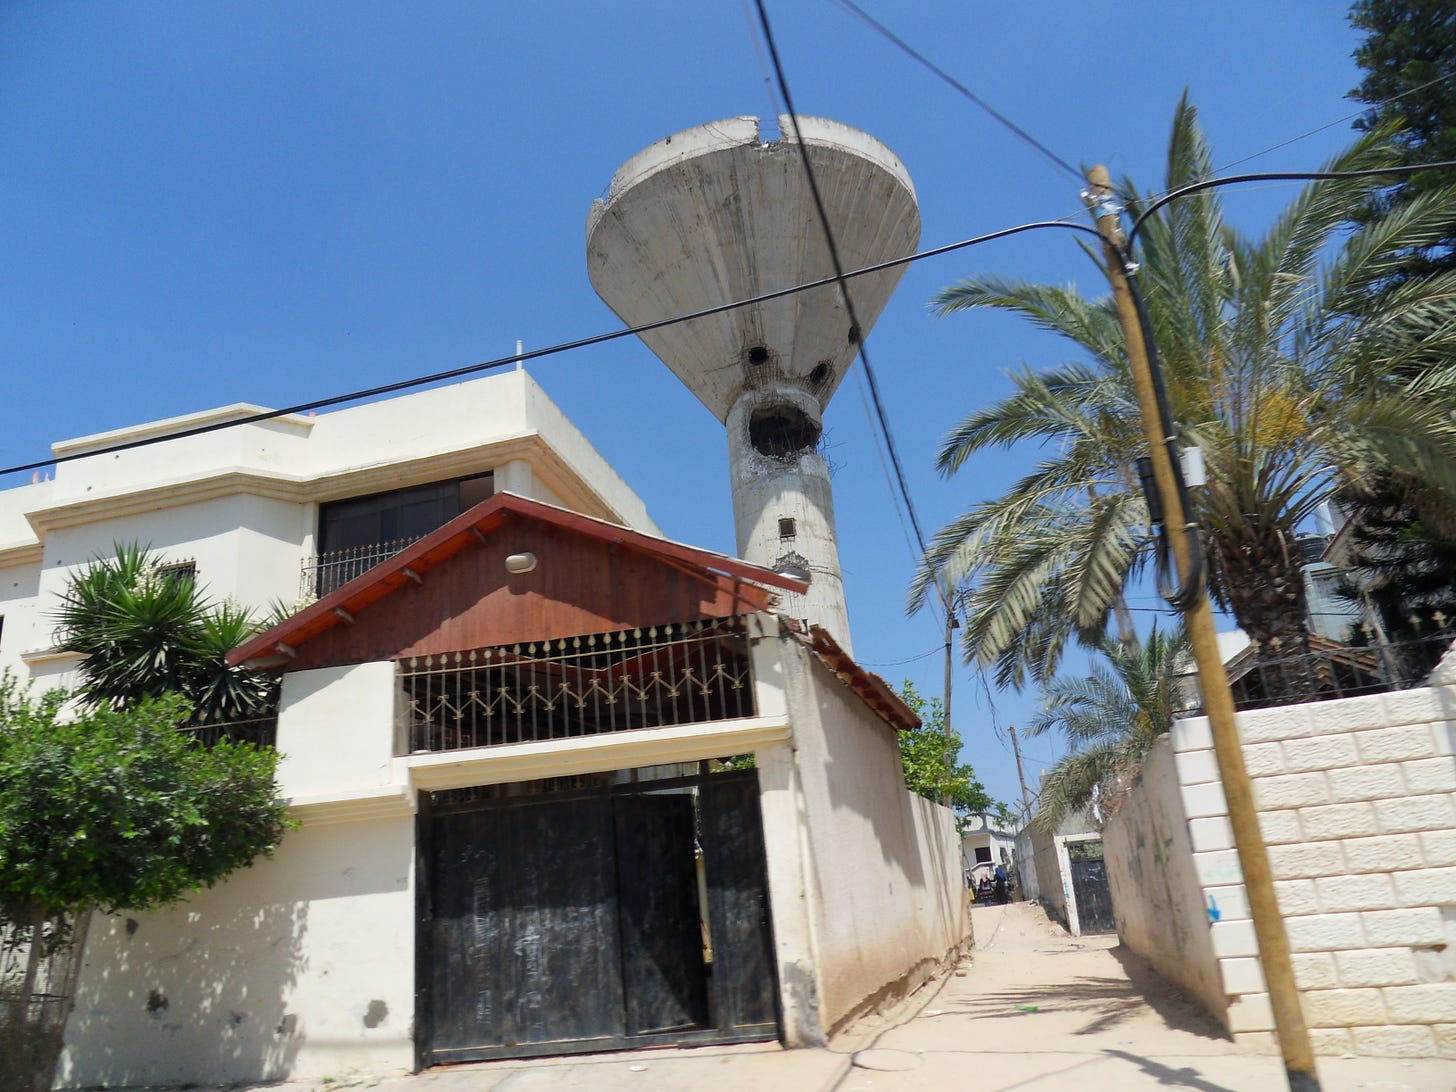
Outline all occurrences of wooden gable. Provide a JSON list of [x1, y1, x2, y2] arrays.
[[230, 493, 801, 674]]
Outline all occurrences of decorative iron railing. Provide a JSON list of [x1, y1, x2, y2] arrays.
[[180, 716, 278, 749], [300, 537, 423, 598], [400, 617, 755, 754], [1179, 629, 1454, 715]]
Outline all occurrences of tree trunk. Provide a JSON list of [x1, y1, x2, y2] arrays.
[[1, 906, 90, 1092], [1206, 524, 1322, 704]]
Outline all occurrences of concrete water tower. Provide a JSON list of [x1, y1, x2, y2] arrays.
[[586, 116, 920, 654]]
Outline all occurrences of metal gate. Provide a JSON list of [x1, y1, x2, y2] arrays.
[[1069, 853, 1116, 934], [416, 766, 779, 1065]]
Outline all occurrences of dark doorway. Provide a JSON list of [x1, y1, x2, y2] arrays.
[[417, 766, 778, 1065], [1068, 841, 1116, 934]]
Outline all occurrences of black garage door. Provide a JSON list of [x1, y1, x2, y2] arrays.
[[416, 766, 779, 1065]]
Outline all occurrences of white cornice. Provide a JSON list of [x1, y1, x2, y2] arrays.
[[404, 716, 791, 792], [22, 434, 604, 535], [20, 647, 83, 667], [51, 405, 315, 458], [0, 542, 43, 569], [285, 785, 415, 827]]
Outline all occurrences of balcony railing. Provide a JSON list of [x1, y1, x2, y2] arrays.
[[400, 617, 756, 755], [300, 537, 424, 599], [1179, 630, 1454, 716]]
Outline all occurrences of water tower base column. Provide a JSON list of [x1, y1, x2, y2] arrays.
[[726, 387, 852, 655]]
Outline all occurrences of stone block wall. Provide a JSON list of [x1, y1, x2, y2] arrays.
[[1170, 668, 1456, 1058]]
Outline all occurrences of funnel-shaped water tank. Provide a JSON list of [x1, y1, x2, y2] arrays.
[[586, 116, 920, 421], [586, 117, 920, 653]]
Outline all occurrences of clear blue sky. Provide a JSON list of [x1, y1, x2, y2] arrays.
[[1, 2, 1366, 807]]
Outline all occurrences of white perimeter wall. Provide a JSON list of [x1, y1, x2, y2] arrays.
[[57, 814, 416, 1088], [1107, 650, 1456, 1059], [56, 661, 417, 1088], [774, 634, 967, 1034], [1102, 736, 1227, 1025]]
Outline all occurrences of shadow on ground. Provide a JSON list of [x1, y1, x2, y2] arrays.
[[940, 945, 1230, 1041]]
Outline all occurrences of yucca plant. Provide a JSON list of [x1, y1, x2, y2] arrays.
[[52, 543, 277, 725], [911, 95, 1456, 689]]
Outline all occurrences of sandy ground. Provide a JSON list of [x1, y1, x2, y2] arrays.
[[830, 900, 1456, 1092], [125, 900, 1456, 1091]]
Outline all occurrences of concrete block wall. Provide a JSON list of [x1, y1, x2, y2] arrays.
[[1171, 673, 1456, 1059]]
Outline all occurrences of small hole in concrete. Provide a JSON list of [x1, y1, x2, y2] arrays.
[[779, 518, 797, 539], [809, 361, 832, 386], [746, 345, 770, 366], [749, 402, 821, 458]]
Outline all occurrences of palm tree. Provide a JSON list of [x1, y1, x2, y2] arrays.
[[910, 95, 1456, 689], [1026, 627, 1191, 835], [52, 543, 277, 726]]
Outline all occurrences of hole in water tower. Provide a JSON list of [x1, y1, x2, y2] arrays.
[[746, 345, 771, 366], [749, 402, 821, 459], [809, 361, 832, 387]]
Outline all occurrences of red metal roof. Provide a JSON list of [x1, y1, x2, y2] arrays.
[[228, 492, 809, 669]]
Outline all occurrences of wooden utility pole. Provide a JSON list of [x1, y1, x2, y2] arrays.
[[1085, 166, 1320, 1092], [1009, 725, 1033, 818]]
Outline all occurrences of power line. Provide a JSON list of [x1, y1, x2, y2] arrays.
[[857, 645, 943, 667], [1126, 160, 1456, 245], [0, 217, 1096, 479], [1216, 68, 1456, 175], [829, 0, 1084, 185], [751, 0, 931, 572]]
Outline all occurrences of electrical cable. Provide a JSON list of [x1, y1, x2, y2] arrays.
[[857, 646, 943, 667], [1127, 161, 1456, 246], [1214, 68, 1456, 175], [827, 0, 1084, 185], [751, 0, 937, 588], [1118, 244, 1206, 612], [0, 218, 1098, 479]]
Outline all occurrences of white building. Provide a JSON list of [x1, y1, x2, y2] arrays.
[[0, 369, 655, 689], [0, 372, 966, 1087]]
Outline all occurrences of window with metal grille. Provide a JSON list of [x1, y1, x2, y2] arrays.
[[305, 472, 494, 596]]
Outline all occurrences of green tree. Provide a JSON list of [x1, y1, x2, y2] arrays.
[[52, 542, 277, 725], [909, 96, 1456, 689], [0, 674, 289, 1090], [1350, 0, 1456, 281], [1340, 0, 1456, 640], [1024, 627, 1190, 835], [895, 681, 1002, 817]]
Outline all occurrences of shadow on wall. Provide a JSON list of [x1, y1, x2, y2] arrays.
[[60, 897, 308, 1089], [811, 659, 965, 946]]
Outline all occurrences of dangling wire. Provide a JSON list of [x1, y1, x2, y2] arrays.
[[1109, 237, 1206, 612]]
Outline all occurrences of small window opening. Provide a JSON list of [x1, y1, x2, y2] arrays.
[[154, 561, 198, 587], [778, 518, 797, 539]]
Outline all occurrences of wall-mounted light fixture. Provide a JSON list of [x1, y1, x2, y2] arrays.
[[504, 552, 538, 574]]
